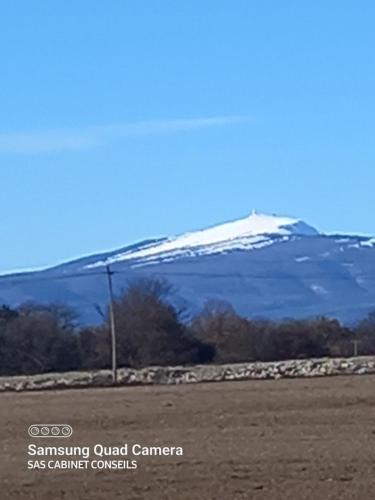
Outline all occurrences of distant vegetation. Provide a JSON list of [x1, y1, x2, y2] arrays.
[[0, 278, 375, 376]]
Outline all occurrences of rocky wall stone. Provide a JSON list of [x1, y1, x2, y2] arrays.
[[1, 356, 375, 392]]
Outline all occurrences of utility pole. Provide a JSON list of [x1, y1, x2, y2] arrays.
[[106, 265, 117, 384], [351, 339, 361, 357]]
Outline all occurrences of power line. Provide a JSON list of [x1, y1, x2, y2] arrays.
[[0, 270, 107, 286], [2, 267, 375, 285], [113, 269, 375, 281]]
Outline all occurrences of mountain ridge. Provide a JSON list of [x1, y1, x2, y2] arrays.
[[85, 211, 320, 269], [1, 211, 375, 324]]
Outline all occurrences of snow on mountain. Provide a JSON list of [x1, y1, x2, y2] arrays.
[[351, 238, 375, 248], [1, 210, 375, 325], [86, 211, 319, 268]]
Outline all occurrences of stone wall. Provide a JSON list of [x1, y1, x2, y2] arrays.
[[1, 356, 375, 392]]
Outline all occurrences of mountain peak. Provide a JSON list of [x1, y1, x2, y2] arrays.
[[87, 211, 319, 268], [238, 211, 318, 237]]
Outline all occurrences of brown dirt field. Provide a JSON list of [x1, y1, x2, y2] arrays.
[[1, 375, 375, 500]]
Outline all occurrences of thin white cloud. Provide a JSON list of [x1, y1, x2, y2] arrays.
[[0, 116, 246, 154]]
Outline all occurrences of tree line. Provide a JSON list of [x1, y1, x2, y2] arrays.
[[0, 278, 374, 376]]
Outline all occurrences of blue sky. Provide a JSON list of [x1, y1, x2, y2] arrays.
[[1, 1, 375, 272]]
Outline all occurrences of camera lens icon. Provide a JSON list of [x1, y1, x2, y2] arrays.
[[61, 426, 71, 436], [29, 426, 40, 437], [28, 424, 73, 438]]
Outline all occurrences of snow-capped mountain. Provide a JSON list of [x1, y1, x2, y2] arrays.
[[87, 211, 319, 268], [1, 211, 375, 324]]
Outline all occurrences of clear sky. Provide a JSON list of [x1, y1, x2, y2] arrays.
[[1, 1, 375, 272]]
